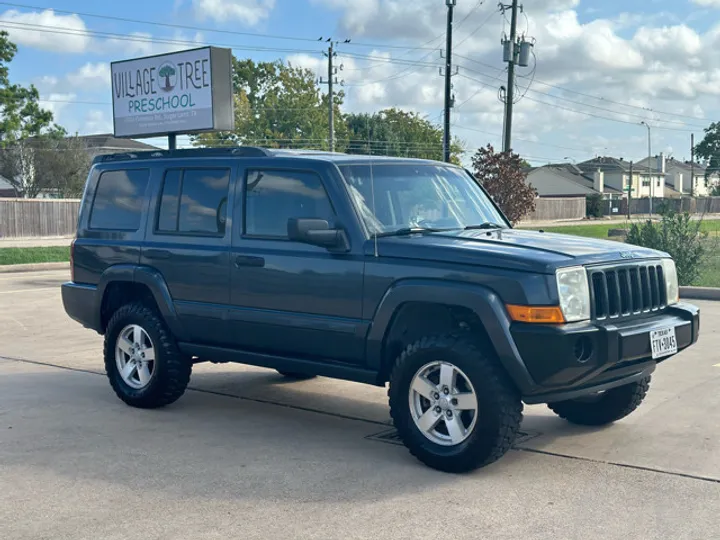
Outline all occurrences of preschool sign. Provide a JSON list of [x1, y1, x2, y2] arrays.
[[111, 46, 234, 138]]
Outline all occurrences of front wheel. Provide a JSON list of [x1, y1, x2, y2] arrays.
[[104, 303, 192, 409], [547, 377, 651, 426], [388, 334, 523, 473]]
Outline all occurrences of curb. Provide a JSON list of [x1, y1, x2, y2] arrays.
[[0, 262, 70, 274], [680, 286, 720, 301]]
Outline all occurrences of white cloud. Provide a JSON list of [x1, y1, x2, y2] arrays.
[[192, 0, 276, 25], [82, 110, 113, 134], [0, 9, 90, 53], [691, 0, 720, 6], [66, 63, 110, 90], [39, 93, 76, 118], [100, 31, 205, 59]]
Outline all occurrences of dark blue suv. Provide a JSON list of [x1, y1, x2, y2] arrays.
[[62, 147, 700, 473]]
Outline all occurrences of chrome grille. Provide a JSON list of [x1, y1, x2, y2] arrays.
[[589, 263, 666, 320]]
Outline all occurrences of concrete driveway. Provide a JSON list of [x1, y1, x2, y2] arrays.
[[1, 270, 719, 540]]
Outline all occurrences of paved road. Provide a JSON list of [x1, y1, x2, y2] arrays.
[[1, 270, 719, 539]]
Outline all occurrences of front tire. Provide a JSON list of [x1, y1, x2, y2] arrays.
[[389, 334, 523, 473], [547, 377, 651, 426], [104, 303, 192, 409]]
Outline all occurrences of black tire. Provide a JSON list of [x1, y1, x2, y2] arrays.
[[276, 370, 317, 380], [388, 334, 523, 473], [547, 376, 651, 426], [104, 302, 192, 409]]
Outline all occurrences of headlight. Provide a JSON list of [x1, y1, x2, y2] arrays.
[[661, 258, 679, 305], [556, 266, 591, 322]]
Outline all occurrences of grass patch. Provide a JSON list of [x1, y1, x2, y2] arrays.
[[0, 246, 70, 266], [524, 219, 720, 240]]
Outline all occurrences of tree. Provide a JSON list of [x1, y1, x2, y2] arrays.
[[0, 31, 62, 197], [471, 144, 536, 224], [159, 64, 176, 91], [344, 108, 464, 163], [193, 58, 347, 150], [694, 122, 720, 182], [34, 134, 91, 198], [626, 205, 708, 285]]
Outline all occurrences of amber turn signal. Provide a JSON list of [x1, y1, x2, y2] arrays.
[[506, 304, 566, 324]]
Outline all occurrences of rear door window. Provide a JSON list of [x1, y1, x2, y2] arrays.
[[156, 168, 230, 236], [89, 169, 149, 231]]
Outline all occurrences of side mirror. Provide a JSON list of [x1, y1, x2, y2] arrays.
[[287, 218, 348, 250]]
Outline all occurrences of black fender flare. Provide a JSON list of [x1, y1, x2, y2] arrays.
[[365, 279, 536, 394], [96, 264, 185, 337]]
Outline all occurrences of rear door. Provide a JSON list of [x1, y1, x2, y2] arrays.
[[141, 159, 235, 346], [227, 160, 366, 364]]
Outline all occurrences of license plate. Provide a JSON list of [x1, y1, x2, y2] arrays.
[[650, 327, 677, 359]]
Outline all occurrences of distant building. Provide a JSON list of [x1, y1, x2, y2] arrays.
[[577, 156, 665, 199], [635, 155, 719, 197], [0, 174, 14, 197], [526, 163, 622, 199], [78, 134, 160, 158]]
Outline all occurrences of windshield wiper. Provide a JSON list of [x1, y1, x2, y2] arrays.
[[464, 222, 503, 231], [375, 227, 444, 238]]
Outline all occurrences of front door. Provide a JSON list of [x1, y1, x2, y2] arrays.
[[227, 165, 366, 364]]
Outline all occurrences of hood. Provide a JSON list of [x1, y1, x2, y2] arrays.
[[375, 228, 665, 274]]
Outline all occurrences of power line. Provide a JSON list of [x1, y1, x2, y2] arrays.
[[455, 53, 709, 124], [0, 1, 442, 52], [452, 123, 592, 153]]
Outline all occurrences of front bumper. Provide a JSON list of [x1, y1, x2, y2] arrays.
[[513, 302, 699, 404]]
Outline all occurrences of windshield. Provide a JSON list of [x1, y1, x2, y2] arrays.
[[338, 163, 508, 235]]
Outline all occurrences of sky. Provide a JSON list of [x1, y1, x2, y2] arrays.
[[2, 0, 720, 165]]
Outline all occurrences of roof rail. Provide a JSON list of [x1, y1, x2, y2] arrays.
[[92, 146, 272, 164]]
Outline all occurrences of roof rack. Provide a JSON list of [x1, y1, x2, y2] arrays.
[[92, 146, 272, 164]]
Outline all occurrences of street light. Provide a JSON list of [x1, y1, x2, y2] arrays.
[[640, 121, 652, 216]]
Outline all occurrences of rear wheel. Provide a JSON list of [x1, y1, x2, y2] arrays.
[[388, 334, 523, 473], [547, 377, 651, 426], [104, 303, 191, 409]]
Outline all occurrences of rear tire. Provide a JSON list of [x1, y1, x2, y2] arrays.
[[104, 302, 192, 409], [547, 377, 651, 426], [276, 370, 317, 380], [388, 334, 523, 473]]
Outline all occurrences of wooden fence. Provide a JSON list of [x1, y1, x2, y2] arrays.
[[0, 198, 81, 238], [523, 197, 586, 222]]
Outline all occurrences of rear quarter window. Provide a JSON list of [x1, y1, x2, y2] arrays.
[[89, 169, 150, 231]]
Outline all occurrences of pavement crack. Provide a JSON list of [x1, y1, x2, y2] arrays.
[[513, 446, 720, 485]]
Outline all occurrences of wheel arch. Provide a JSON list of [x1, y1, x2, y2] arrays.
[[367, 279, 536, 393], [96, 265, 184, 336]]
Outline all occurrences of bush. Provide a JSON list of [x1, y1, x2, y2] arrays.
[[586, 194, 603, 218], [625, 206, 707, 285]]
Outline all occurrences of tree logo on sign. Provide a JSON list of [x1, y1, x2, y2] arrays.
[[158, 62, 177, 92]]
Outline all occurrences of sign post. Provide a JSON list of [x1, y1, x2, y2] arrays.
[[111, 46, 234, 148]]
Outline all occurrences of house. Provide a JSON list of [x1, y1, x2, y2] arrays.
[[0, 174, 14, 197], [577, 156, 665, 199], [526, 163, 623, 199], [636, 155, 719, 196], [78, 134, 160, 158]]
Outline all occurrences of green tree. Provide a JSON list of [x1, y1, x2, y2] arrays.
[[194, 58, 347, 150], [0, 31, 63, 197], [159, 64, 176, 91], [471, 144, 536, 224], [626, 206, 708, 285], [344, 108, 464, 163], [694, 122, 720, 182]]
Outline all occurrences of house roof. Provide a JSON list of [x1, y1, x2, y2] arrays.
[[577, 156, 633, 173], [78, 134, 160, 151], [527, 164, 623, 196]]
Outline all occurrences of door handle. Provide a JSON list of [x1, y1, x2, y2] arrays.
[[235, 255, 265, 268], [145, 249, 171, 260]]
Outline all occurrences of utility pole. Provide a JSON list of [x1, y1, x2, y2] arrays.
[[443, 0, 456, 163], [628, 161, 633, 219], [501, 0, 520, 153], [641, 121, 652, 216], [691, 133, 695, 197], [320, 40, 346, 152]]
